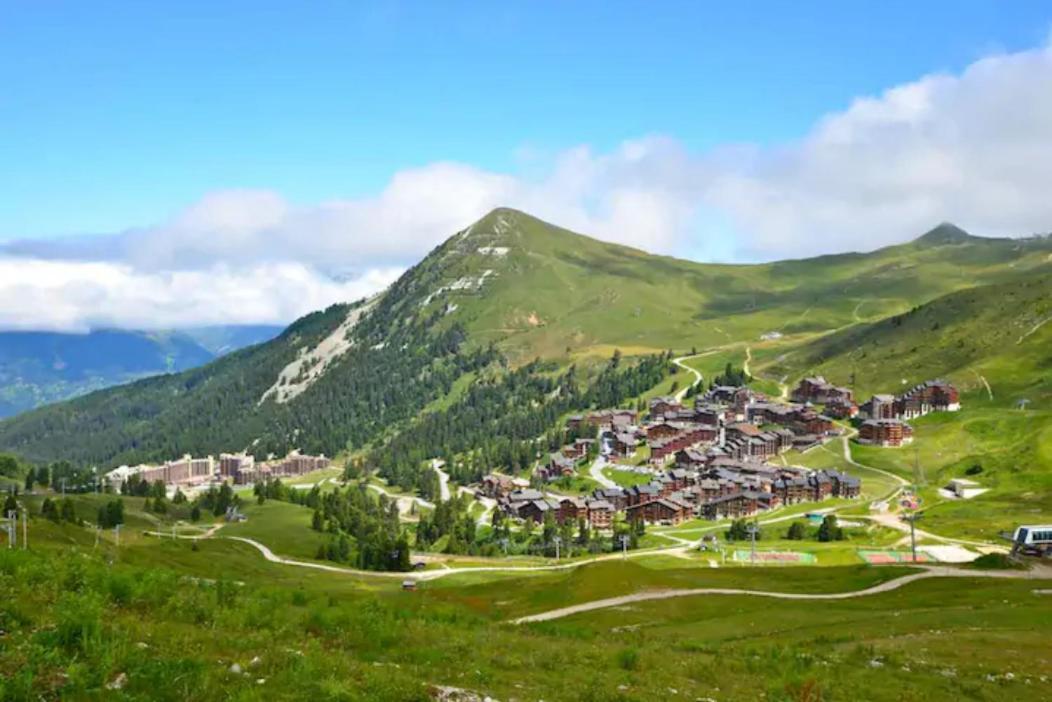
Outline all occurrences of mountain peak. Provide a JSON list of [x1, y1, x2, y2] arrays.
[[914, 222, 975, 246]]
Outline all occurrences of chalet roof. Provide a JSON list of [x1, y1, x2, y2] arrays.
[[508, 488, 544, 501], [550, 454, 576, 468], [627, 497, 691, 512], [586, 499, 614, 511]]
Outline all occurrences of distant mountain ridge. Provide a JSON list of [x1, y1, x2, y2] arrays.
[[0, 325, 281, 418], [0, 208, 1048, 467]]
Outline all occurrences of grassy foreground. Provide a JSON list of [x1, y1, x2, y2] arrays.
[[2, 524, 1050, 702]]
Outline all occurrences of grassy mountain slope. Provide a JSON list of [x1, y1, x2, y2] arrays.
[[755, 272, 1052, 539], [0, 208, 1048, 470], [763, 272, 1052, 406], [397, 210, 1052, 362], [0, 326, 280, 419]]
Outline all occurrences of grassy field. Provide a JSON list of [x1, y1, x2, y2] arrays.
[[602, 466, 655, 488], [787, 439, 904, 502], [848, 408, 1052, 541], [3, 530, 1050, 701], [221, 499, 329, 561]]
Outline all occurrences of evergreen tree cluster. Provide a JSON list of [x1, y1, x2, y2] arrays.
[[198, 483, 238, 517], [277, 483, 412, 572], [367, 351, 673, 490], [711, 362, 751, 388], [40, 496, 79, 524], [95, 499, 125, 529]]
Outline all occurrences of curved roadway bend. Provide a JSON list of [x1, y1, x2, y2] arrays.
[[511, 565, 1052, 624], [225, 534, 691, 581], [672, 353, 707, 403]]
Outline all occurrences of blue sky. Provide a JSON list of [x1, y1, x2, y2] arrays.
[[2, 2, 1052, 330], [3, 1, 1050, 238]]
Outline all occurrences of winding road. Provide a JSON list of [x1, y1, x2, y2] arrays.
[[588, 456, 617, 489], [433, 460, 451, 501], [672, 353, 707, 402], [511, 564, 1052, 624]]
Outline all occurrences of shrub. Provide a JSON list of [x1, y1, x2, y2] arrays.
[[617, 647, 639, 671], [970, 553, 1021, 570], [106, 572, 135, 606]]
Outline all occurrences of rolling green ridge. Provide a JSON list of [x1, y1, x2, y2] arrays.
[[765, 271, 1052, 405], [0, 209, 1048, 484]]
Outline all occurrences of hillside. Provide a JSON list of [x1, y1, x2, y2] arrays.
[[764, 272, 1052, 405], [0, 326, 280, 418], [386, 210, 1052, 362], [0, 209, 1048, 471]]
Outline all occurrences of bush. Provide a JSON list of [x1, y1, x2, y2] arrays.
[[970, 553, 1021, 570], [617, 647, 640, 671], [106, 572, 135, 606]]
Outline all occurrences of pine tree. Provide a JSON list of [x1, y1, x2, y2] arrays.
[[817, 515, 839, 543]]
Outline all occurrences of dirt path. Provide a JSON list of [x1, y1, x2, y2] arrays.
[[839, 432, 908, 497], [1017, 315, 1050, 345], [510, 565, 1051, 624], [225, 534, 688, 581], [973, 371, 994, 400], [851, 299, 868, 323], [672, 352, 708, 402], [365, 482, 435, 514]]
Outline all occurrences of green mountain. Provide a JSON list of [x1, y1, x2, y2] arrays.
[[0, 326, 281, 419], [0, 209, 1048, 472], [766, 272, 1052, 406]]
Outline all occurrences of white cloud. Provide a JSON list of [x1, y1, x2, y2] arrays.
[[0, 257, 402, 332], [704, 42, 1052, 257], [4, 40, 1052, 331]]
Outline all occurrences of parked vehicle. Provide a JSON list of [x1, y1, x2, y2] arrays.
[[1011, 525, 1052, 556]]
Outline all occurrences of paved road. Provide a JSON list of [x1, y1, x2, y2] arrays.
[[433, 460, 451, 501], [224, 533, 688, 581], [511, 564, 1052, 624], [588, 456, 617, 489], [365, 482, 434, 514]]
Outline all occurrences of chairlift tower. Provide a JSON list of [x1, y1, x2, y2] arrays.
[[903, 512, 922, 563]]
